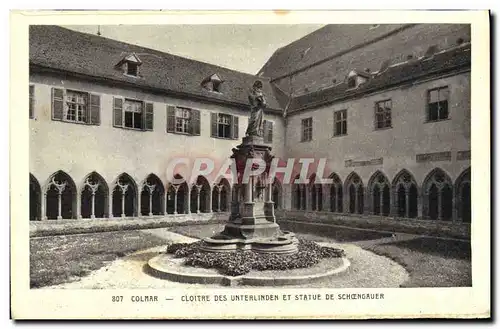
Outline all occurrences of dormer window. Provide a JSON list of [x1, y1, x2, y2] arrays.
[[202, 74, 224, 93], [347, 77, 356, 88], [346, 70, 370, 89], [116, 53, 142, 78], [212, 80, 222, 92], [127, 62, 138, 76]]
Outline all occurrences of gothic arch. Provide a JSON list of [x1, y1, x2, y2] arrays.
[[367, 171, 391, 216], [140, 174, 165, 216], [309, 173, 323, 211], [166, 174, 189, 214], [455, 167, 471, 223], [272, 178, 283, 210], [80, 171, 109, 219], [344, 172, 364, 214], [422, 168, 453, 221], [45, 170, 77, 220], [212, 177, 231, 212], [292, 174, 306, 210], [328, 173, 343, 213], [111, 173, 138, 218], [30, 174, 41, 221], [391, 169, 418, 218], [190, 176, 210, 213]]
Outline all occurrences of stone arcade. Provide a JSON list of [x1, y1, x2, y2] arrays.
[[29, 25, 471, 238]]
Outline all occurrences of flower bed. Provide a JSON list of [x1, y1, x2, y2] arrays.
[[165, 239, 345, 276]]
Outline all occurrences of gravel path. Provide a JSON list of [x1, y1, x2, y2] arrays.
[[43, 229, 409, 289]]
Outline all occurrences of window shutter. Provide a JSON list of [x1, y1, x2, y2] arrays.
[[191, 109, 200, 136], [211, 112, 218, 137], [89, 94, 101, 125], [144, 102, 154, 131], [166, 106, 176, 133], [232, 115, 239, 140], [51, 88, 64, 121], [113, 97, 123, 127]]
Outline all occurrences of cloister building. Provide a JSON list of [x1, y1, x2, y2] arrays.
[[29, 24, 471, 233]]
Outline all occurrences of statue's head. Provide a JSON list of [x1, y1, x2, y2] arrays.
[[252, 80, 263, 90]]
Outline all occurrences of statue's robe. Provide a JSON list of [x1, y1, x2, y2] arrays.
[[246, 89, 266, 137]]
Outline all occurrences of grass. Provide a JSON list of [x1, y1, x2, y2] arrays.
[[30, 221, 472, 289], [30, 230, 169, 288], [170, 222, 472, 287], [356, 237, 471, 287]]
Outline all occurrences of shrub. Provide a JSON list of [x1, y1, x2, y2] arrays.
[[165, 239, 345, 276]]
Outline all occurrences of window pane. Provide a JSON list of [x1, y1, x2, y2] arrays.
[[124, 112, 133, 127], [439, 101, 449, 119], [439, 87, 449, 102], [134, 112, 142, 129], [66, 90, 88, 123], [335, 122, 341, 135], [125, 100, 142, 113], [342, 121, 347, 134], [428, 103, 439, 121], [376, 103, 384, 113], [429, 89, 439, 103]]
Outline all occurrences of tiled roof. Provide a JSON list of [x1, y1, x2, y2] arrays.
[[29, 25, 283, 112], [288, 43, 471, 113], [259, 24, 471, 96], [258, 24, 411, 79]]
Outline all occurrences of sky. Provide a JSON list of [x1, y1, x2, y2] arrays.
[[64, 25, 323, 74]]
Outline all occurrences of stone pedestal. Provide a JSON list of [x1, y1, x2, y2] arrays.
[[201, 135, 298, 254]]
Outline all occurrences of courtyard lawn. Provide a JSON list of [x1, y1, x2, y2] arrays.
[[170, 223, 471, 287], [30, 230, 169, 288]]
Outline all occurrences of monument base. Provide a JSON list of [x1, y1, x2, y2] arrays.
[[201, 231, 298, 254]]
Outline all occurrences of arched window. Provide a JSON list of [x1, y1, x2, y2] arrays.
[[167, 174, 188, 214], [393, 170, 419, 219], [190, 176, 210, 213], [423, 168, 453, 221], [272, 178, 282, 210], [293, 181, 301, 210], [45, 171, 77, 220], [220, 181, 229, 212], [293, 174, 306, 210], [212, 178, 231, 212], [30, 174, 41, 221], [112, 173, 137, 218], [345, 172, 364, 214], [81, 172, 109, 219], [329, 173, 343, 213], [140, 174, 165, 216], [368, 171, 390, 216], [455, 168, 471, 223], [166, 185, 176, 214], [309, 174, 323, 211]]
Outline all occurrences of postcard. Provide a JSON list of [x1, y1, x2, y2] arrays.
[[11, 10, 490, 319]]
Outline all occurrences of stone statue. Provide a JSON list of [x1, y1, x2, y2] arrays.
[[246, 80, 267, 137]]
